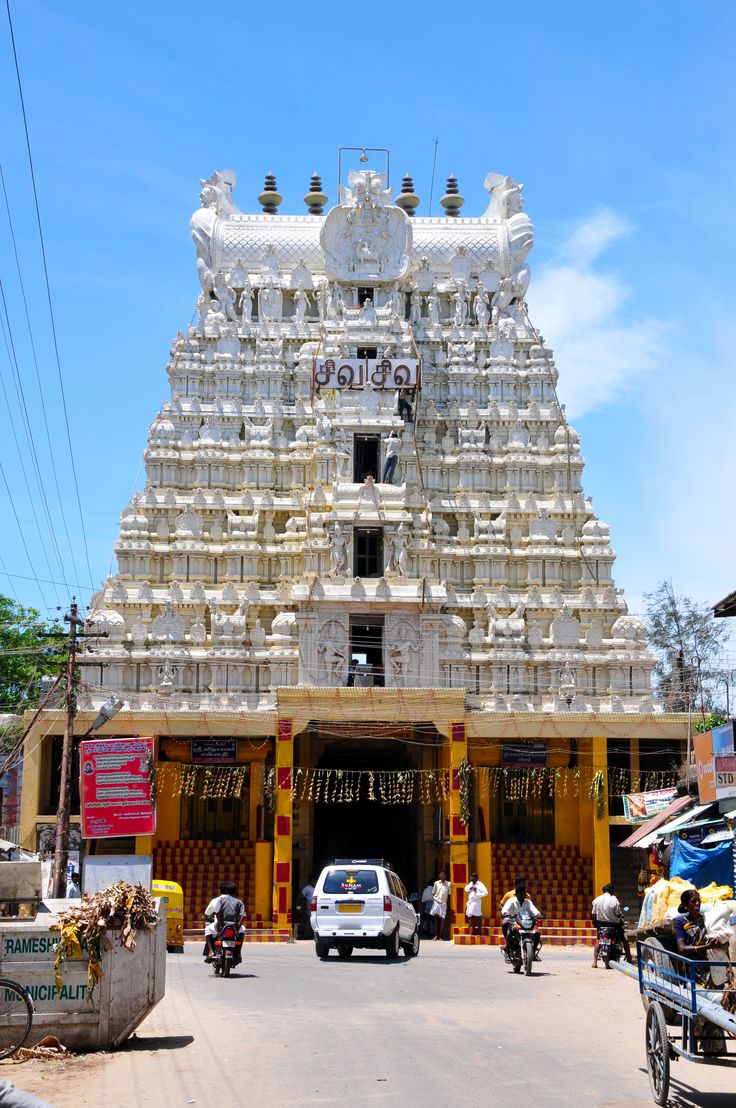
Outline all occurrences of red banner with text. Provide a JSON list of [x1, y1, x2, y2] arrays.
[[80, 737, 156, 839]]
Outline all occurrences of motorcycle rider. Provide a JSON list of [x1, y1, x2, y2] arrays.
[[591, 882, 632, 967], [203, 881, 246, 962], [501, 878, 543, 962]]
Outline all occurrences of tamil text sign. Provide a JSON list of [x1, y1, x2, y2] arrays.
[[314, 358, 419, 390], [80, 738, 156, 839], [502, 743, 547, 768]]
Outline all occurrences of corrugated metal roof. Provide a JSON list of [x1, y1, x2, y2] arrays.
[[713, 589, 736, 618], [635, 803, 715, 849], [618, 794, 694, 848]]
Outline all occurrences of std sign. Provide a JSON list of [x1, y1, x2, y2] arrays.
[[80, 737, 156, 839], [714, 754, 736, 800]]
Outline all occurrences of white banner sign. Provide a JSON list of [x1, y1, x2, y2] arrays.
[[314, 358, 419, 390]]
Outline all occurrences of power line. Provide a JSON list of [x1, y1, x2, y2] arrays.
[[0, 349, 62, 605], [0, 458, 50, 609], [0, 280, 70, 593], [0, 162, 81, 587], [0, 568, 95, 593], [4, 0, 95, 590]]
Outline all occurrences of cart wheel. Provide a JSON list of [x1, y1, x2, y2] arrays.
[[645, 1001, 670, 1106]]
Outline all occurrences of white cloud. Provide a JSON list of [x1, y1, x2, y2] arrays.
[[529, 208, 667, 419]]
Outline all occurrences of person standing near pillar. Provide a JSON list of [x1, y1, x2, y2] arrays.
[[464, 872, 488, 936], [430, 870, 451, 940]]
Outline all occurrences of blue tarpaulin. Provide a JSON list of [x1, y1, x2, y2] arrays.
[[670, 835, 734, 888]]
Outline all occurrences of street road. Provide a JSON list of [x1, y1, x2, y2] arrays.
[[8, 942, 736, 1107]]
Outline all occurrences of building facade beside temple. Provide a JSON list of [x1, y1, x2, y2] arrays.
[[20, 156, 688, 941]]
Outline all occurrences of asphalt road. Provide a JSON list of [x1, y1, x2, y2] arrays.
[[8, 941, 736, 1108]]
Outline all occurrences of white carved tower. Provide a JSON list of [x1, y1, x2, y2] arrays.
[[84, 162, 657, 715]]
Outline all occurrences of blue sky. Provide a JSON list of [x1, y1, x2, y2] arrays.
[[0, 0, 734, 624]]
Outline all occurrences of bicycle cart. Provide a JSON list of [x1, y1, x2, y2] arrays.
[[636, 938, 736, 1105], [0, 977, 34, 1058]]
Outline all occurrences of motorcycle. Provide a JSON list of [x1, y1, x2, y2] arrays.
[[503, 909, 541, 976], [598, 907, 629, 969], [212, 922, 243, 977]]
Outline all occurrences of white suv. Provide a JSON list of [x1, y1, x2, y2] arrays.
[[310, 859, 420, 960]]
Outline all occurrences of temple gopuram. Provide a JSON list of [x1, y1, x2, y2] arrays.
[[20, 153, 688, 943]]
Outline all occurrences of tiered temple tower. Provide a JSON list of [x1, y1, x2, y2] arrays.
[[21, 159, 685, 943], [85, 166, 656, 710]]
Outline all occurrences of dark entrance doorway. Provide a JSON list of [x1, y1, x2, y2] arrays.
[[489, 790, 554, 844], [349, 616, 384, 686], [312, 742, 418, 892], [354, 435, 379, 482]]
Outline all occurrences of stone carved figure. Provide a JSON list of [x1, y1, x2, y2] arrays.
[[238, 283, 253, 321], [427, 285, 440, 329], [459, 422, 486, 451], [327, 282, 345, 321], [316, 285, 327, 322], [321, 169, 412, 283], [558, 663, 577, 703], [294, 287, 311, 326], [389, 639, 417, 684], [329, 522, 349, 576], [386, 524, 408, 576], [190, 170, 239, 289], [258, 283, 282, 324], [214, 282, 237, 322], [320, 639, 346, 683], [409, 290, 422, 328], [358, 298, 378, 325], [474, 290, 490, 329], [152, 602, 185, 642], [487, 602, 526, 643], [482, 172, 533, 301], [551, 605, 581, 647], [318, 620, 348, 685], [158, 661, 176, 695], [452, 286, 468, 327]]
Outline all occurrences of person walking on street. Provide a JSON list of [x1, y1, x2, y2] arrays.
[[464, 872, 488, 936], [430, 870, 451, 940]]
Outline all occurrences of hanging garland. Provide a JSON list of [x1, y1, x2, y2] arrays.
[[589, 771, 606, 819], [457, 758, 472, 825], [153, 761, 679, 810], [156, 762, 249, 800]]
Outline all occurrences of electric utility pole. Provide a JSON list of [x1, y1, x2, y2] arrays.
[[52, 598, 82, 899]]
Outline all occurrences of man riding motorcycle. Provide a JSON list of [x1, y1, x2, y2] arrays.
[[501, 878, 542, 962], [204, 881, 246, 963]]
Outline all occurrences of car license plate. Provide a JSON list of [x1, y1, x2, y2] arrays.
[[338, 902, 363, 913], [221, 940, 236, 947]]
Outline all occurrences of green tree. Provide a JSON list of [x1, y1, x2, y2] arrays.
[[0, 594, 65, 716], [644, 580, 729, 715]]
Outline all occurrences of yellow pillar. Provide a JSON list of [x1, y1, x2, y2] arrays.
[[591, 735, 611, 894], [135, 835, 153, 855], [254, 839, 273, 924], [449, 720, 469, 939], [19, 724, 46, 851], [249, 761, 263, 839], [272, 718, 293, 932], [475, 841, 493, 915]]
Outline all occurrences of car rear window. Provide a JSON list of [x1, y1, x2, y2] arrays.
[[322, 869, 379, 895]]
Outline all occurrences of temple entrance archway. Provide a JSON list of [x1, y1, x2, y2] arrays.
[[311, 741, 420, 893]]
